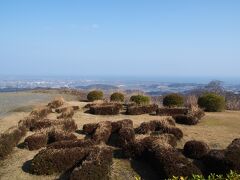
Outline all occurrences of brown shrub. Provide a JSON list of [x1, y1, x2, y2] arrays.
[[47, 97, 64, 109], [135, 118, 176, 134], [70, 146, 113, 180], [24, 132, 48, 150], [156, 107, 189, 116], [84, 103, 96, 109], [28, 118, 77, 132], [72, 106, 80, 111], [151, 134, 177, 148], [125, 135, 201, 178], [55, 107, 67, 113], [0, 126, 27, 159], [185, 95, 198, 108], [126, 104, 158, 115], [202, 149, 227, 175], [165, 117, 176, 126], [124, 135, 177, 158], [225, 138, 240, 172], [57, 107, 74, 119], [55, 106, 79, 113], [89, 103, 122, 115], [190, 106, 205, 119], [134, 119, 183, 139], [152, 148, 202, 178], [30, 147, 88, 175], [173, 115, 199, 125], [18, 116, 37, 130], [47, 139, 94, 149], [92, 121, 112, 144], [111, 119, 133, 133], [30, 107, 52, 119], [61, 119, 78, 132], [163, 127, 183, 140], [29, 119, 53, 131], [47, 129, 77, 144], [118, 127, 135, 147], [135, 122, 151, 134], [183, 140, 209, 159], [82, 123, 98, 135]]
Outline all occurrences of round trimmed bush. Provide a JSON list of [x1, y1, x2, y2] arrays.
[[87, 90, 103, 102], [130, 95, 150, 105], [198, 93, 225, 112], [163, 94, 184, 107], [110, 92, 125, 102], [183, 140, 209, 159]]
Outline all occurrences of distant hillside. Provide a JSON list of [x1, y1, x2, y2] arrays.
[[75, 84, 119, 90]]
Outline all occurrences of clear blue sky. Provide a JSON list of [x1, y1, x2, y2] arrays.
[[0, 0, 239, 78]]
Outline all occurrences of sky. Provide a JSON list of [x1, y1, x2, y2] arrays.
[[0, 0, 240, 79]]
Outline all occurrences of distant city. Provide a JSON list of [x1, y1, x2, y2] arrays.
[[0, 76, 239, 95]]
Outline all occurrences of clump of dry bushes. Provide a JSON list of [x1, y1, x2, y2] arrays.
[[0, 125, 27, 159], [134, 118, 183, 140], [126, 104, 158, 115], [89, 103, 123, 115]]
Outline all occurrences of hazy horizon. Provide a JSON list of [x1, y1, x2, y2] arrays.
[[0, 74, 240, 84], [1, 1, 239, 77]]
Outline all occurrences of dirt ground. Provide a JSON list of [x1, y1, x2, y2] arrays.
[[0, 99, 240, 180]]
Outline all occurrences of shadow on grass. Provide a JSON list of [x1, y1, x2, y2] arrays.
[[22, 160, 32, 174], [58, 170, 72, 180], [17, 142, 26, 149], [130, 159, 159, 180], [75, 129, 85, 135], [113, 148, 126, 159]]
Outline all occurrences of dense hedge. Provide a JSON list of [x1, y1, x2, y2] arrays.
[[126, 104, 158, 115], [89, 103, 122, 115], [156, 107, 189, 116], [163, 93, 184, 107], [198, 93, 225, 112], [24, 132, 48, 150], [30, 147, 88, 175], [173, 115, 199, 125], [92, 121, 112, 144], [110, 92, 125, 102], [134, 119, 183, 140], [87, 90, 103, 102], [70, 146, 113, 180], [130, 95, 150, 105], [183, 140, 210, 159]]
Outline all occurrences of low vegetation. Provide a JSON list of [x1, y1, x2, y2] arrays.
[[183, 140, 210, 159], [87, 90, 104, 102], [135, 118, 183, 140], [163, 93, 184, 107], [110, 92, 125, 102], [30, 147, 88, 175], [47, 97, 64, 109], [89, 103, 122, 115], [171, 171, 240, 180], [156, 107, 189, 116], [126, 104, 158, 115], [1, 94, 240, 180], [198, 93, 225, 112], [70, 146, 113, 180], [173, 115, 199, 125], [0, 125, 27, 159], [130, 95, 150, 105]]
